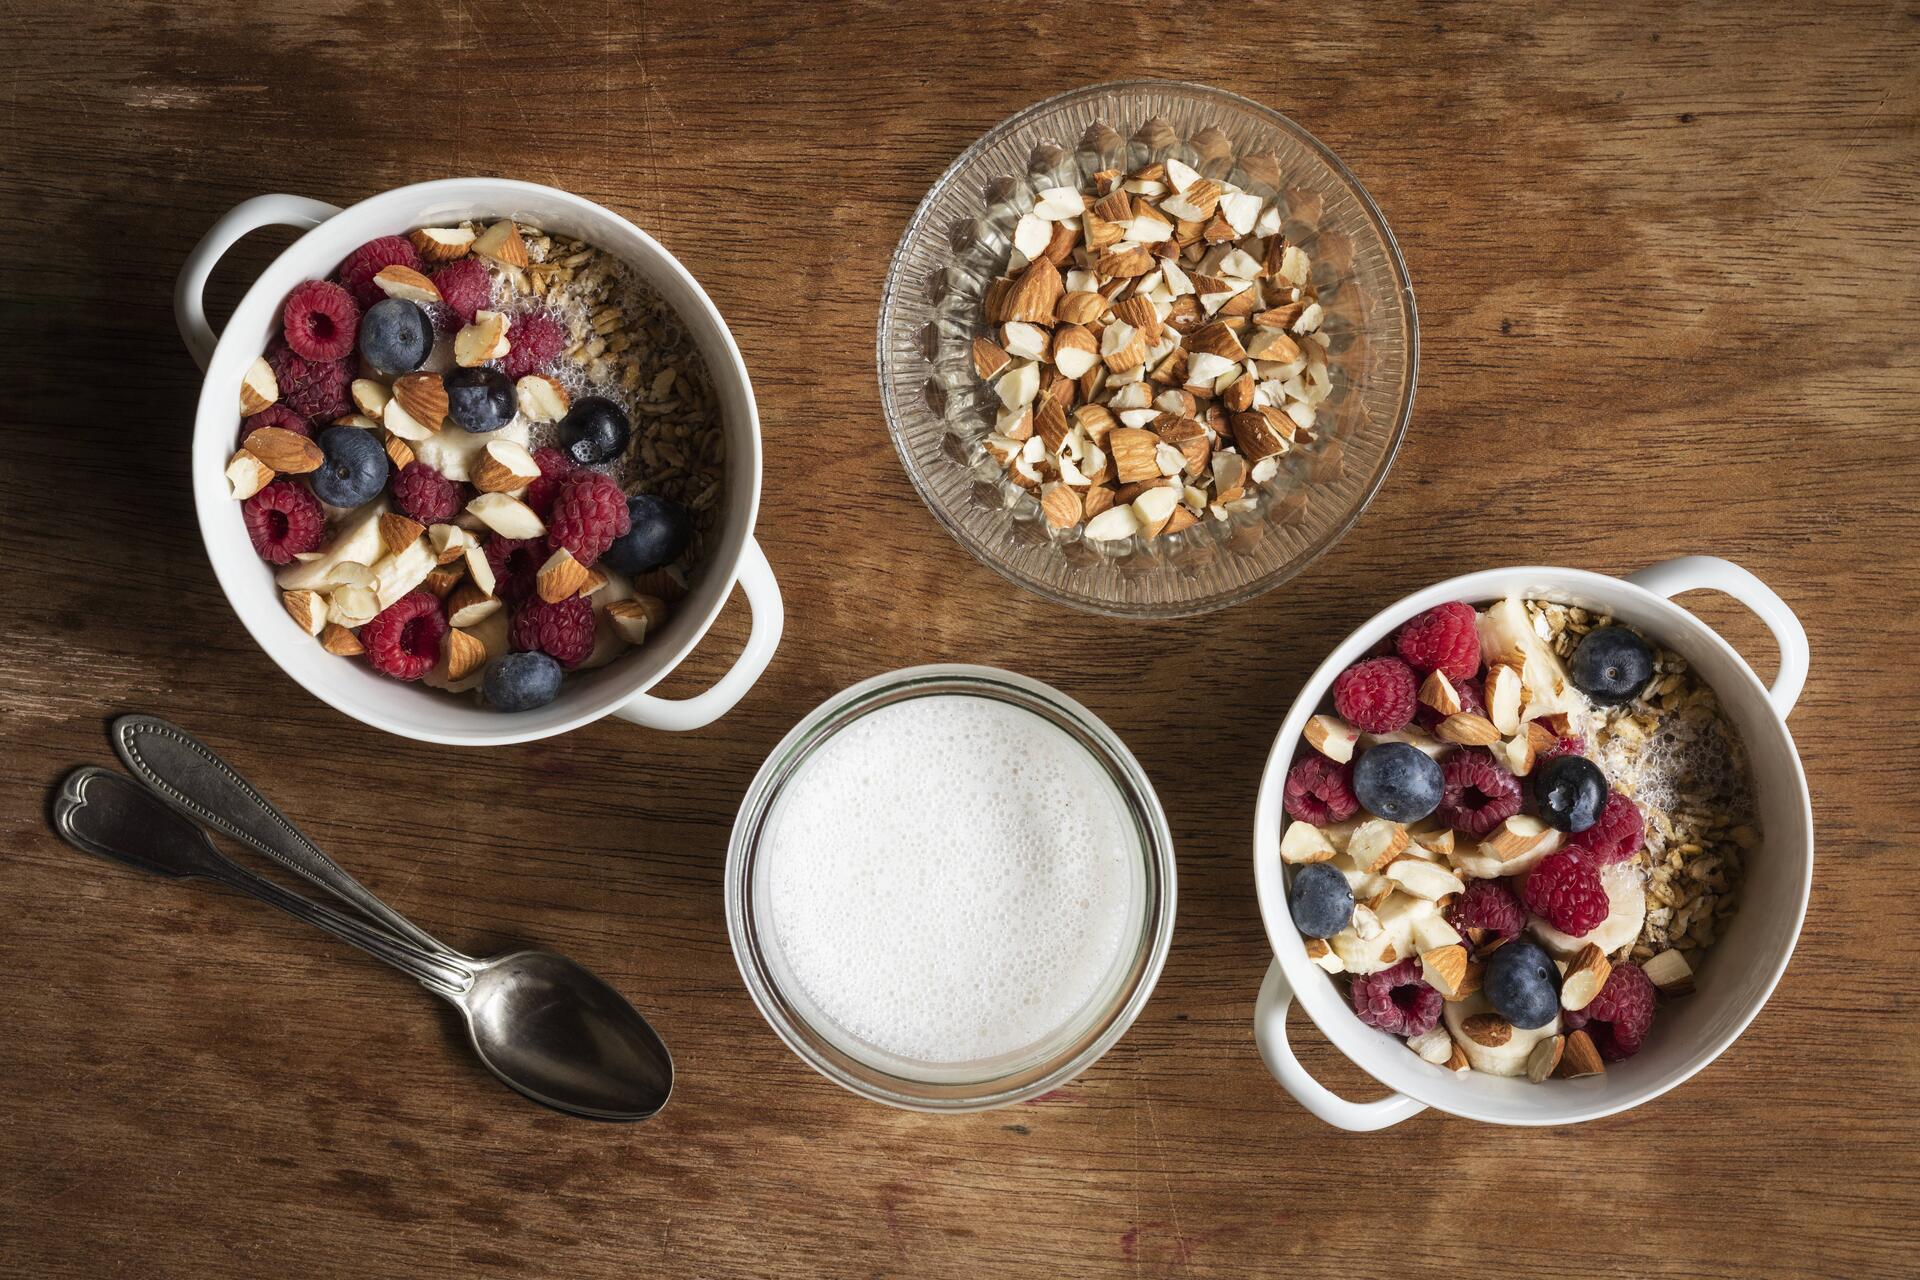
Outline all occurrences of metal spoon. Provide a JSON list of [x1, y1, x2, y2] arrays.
[[54, 741, 671, 1122]]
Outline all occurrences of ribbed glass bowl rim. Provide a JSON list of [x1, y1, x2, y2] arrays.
[[876, 78, 1419, 618], [724, 665, 1178, 1111]]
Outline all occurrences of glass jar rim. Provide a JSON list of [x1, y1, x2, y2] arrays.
[[724, 664, 1178, 1111]]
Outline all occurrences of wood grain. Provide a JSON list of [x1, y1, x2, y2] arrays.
[[3, 1, 1917, 1276]]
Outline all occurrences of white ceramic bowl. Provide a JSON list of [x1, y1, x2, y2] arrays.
[[1250, 556, 1812, 1128], [175, 180, 781, 744]]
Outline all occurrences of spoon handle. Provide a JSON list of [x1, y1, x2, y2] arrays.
[[110, 714, 451, 957], [54, 768, 473, 996]]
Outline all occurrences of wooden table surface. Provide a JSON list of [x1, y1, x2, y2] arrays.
[[4, 2, 1917, 1275]]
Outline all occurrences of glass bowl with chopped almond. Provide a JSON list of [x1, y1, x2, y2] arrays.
[[879, 80, 1416, 617]]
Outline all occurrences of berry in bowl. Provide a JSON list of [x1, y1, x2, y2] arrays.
[[1251, 559, 1812, 1127], [181, 180, 781, 744]]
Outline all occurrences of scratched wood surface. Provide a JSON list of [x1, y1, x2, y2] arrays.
[[2, 1, 1917, 1275]]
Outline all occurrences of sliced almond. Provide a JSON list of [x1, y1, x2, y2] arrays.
[[445, 581, 502, 627], [1412, 826, 1456, 858], [427, 522, 472, 564], [604, 598, 655, 645], [280, 589, 326, 636], [318, 622, 363, 656], [1420, 944, 1470, 999], [1032, 186, 1086, 220], [1188, 321, 1248, 362], [1004, 260, 1064, 324], [972, 336, 1011, 381], [1245, 327, 1303, 362], [464, 542, 497, 597], [384, 432, 416, 470], [1642, 948, 1696, 997], [536, 547, 590, 603], [467, 492, 545, 539], [1349, 819, 1410, 874], [1107, 427, 1161, 483], [1304, 935, 1344, 974], [1230, 409, 1290, 462], [408, 226, 476, 261], [1484, 814, 1551, 862], [242, 427, 323, 474], [1486, 662, 1525, 735], [1496, 730, 1538, 777], [1435, 713, 1501, 746], [1050, 325, 1099, 379], [515, 374, 569, 423], [1099, 320, 1147, 373], [1419, 669, 1463, 717], [1559, 943, 1613, 1012], [1386, 858, 1465, 901], [1303, 714, 1359, 764], [1527, 1034, 1567, 1084], [1000, 321, 1050, 362], [351, 378, 391, 421], [455, 310, 511, 367], [226, 449, 274, 499], [1039, 481, 1082, 529], [367, 510, 423, 557], [1131, 485, 1180, 537], [1559, 1029, 1605, 1078], [328, 583, 381, 627], [1112, 294, 1161, 345], [1461, 1012, 1512, 1049], [1082, 504, 1139, 542], [239, 356, 279, 415], [472, 219, 529, 267], [1452, 958, 1485, 1002], [373, 264, 441, 305], [472, 438, 542, 493], [443, 627, 488, 682], [1094, 246, 1153, 278], [1444, 1040, 1472, 1073], [419, 565, 463, 599], [1055, 291, 1106, 326]]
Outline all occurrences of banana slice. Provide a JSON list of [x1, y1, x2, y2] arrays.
[[411, 419, 531, 483], [1359, 726, 1449, 759], [1449, 826, 1564, 880], [370, 536, 438, 611], [1477, 596, 1586, 721], [1528, 862, 1647, 959], [274, 501, 389, 592], [1444, 991, 1561, 1077]]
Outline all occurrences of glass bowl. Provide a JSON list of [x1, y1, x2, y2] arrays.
[[878, 80, 1417, 618], [725, 665, 1177, 1111]]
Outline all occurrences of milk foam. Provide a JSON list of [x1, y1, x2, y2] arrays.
[[762, 694, 1137, 1066]]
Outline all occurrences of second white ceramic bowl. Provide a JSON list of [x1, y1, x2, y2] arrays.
[[1250, 556, 1812, 1128], [176, 179, 782, 745]]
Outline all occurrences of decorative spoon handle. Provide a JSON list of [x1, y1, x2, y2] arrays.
[[110, 714, 452, 956], [54, 768, 473, 995]]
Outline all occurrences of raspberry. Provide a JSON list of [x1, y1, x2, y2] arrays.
[[521, 446, 575, 520], [1567, 791, 1644, 865], [1332, 656, 1418, 733], [1436, 748, 1522, 837], [242, 480, 326, 564], [1522, 852, 1610, 936], [238, 402, 310, 445], [336, 236, 423, 309], [1564, 962, 1655, 1060], [1284, 755, 1359, 825], [389, 462, 461, 523], [359, 591, 447, 681], [1395, 601, 1482, 683], [1348, 959, 1443, 1037], [501, 309, 567, 378], [546, 471, 631, 566], [510, 596, 595, 669], [431, 257, 492, 324], [265, 337, 351, 424], [485, 535, 547, 604], [1415, 674, 1484, 732], [1446, 876, 1526, 941], [280, 280, 360, 362]]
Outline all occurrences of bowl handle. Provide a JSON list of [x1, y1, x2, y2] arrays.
[[175, 194, 342, 370], [612, 537, 784, 732], [1626, 556, 1809, 717], [1253, 959, 1427, 1131]]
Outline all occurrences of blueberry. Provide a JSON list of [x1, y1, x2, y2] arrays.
[[603, 493, 693, 575], [1289, 862, 1355, 939], [445, 366, 517, 433], [356, 298, 433, 376], [1569, 625, 1655, 706], [558, 395, 631, 465], [1535, 754, 1609, 833], [1484, 939, 1561, 1029], [307, 426, 389, 508], [482, 651, 564, 712], [1351, 742, 1444, 823]]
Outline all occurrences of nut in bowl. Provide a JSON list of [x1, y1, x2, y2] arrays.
[[879, 81, 1416, 616], [1250, 558, 1813, 1128], [179, 179, 782, 745]]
